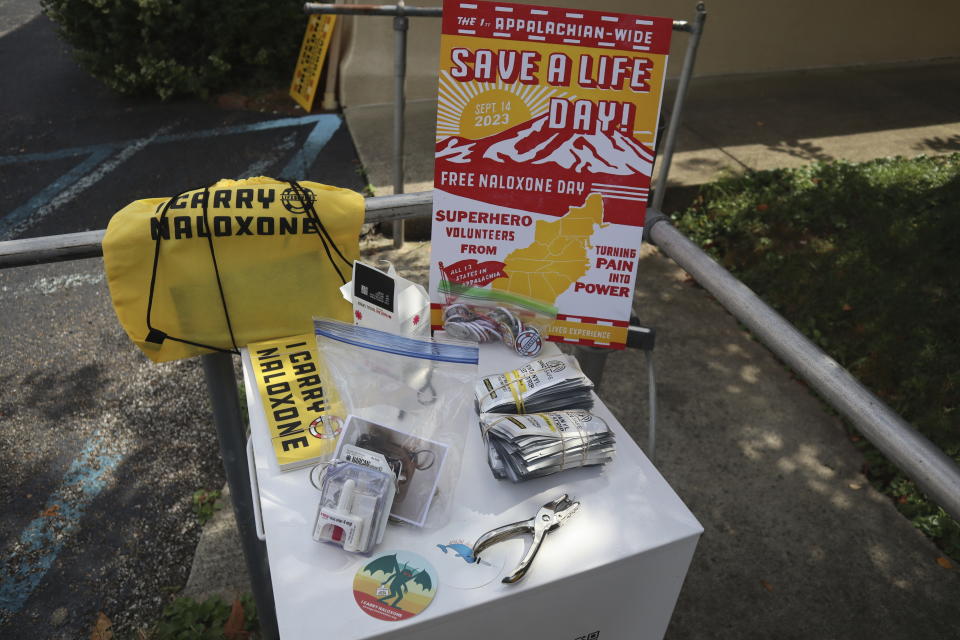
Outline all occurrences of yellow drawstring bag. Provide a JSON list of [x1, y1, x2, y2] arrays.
[[103, 177, 364, 362]]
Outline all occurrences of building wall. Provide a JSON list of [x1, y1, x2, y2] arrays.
[[337, 0, 960, 106]]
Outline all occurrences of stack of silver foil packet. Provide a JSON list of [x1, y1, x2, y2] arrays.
[[479, 410, 616, 481], [474, 355, 594, 414]]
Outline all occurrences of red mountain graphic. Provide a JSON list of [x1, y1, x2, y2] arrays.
[[435, 113, 653, 225], [438, 113, 654, 175]]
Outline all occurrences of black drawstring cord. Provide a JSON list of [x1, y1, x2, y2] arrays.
[[145, 189, 188, 346], [144, 205, 169, 345], [304, 187, 352, 266], [286, 179, 351, 284], [144, 179, 349, 356], [144, 187, 239, 356], [165, 335, 239, 353], [287, 179, 346, 283], [201, 186, 240, 354]]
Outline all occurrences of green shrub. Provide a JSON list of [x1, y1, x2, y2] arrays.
[[671, 154, 960, 559], [41, 0, 306, 99]]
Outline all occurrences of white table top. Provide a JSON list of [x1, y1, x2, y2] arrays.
[[242, 341, 702, 640]]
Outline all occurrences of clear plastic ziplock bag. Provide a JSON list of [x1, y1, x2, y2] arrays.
[[313, 318, 479, 529], [438, 282, 557, 357]]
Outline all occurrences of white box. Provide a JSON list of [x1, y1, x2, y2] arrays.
[[339, 261, 431, 338], [242, 343, 702, 640]]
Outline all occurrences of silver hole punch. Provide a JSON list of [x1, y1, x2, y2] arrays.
[[471, 494, 581, 584]]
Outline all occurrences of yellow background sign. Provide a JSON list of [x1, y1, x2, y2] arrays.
[[250, 333, 345, 471], [290, 14, 338, 112]]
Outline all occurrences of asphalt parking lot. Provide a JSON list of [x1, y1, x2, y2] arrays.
[[5, 4, 960, 639], [0, 9, 367, 637]]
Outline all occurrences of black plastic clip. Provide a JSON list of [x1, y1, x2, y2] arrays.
[[145, 328, 167, 345]]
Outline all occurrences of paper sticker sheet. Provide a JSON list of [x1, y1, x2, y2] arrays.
[[249, 334, 344, 470], [429, 0, 672, 348]]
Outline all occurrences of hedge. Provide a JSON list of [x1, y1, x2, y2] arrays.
[[42, 0, 306, 99]]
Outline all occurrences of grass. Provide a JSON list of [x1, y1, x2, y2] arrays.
[[148, 594, 258, 639], [191, 489, 223, 526], [670, 153, 960, 560]]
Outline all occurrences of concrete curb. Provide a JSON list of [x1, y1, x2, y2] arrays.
[[182, 485, 252, 603]]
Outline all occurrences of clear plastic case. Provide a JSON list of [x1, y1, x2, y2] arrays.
[[311, 460, 396, 554]]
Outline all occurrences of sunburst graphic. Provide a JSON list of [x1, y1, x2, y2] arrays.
[[436, 71, 570, 141]]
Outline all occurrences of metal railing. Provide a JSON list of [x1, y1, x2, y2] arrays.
[[1, 0, 956, 549], [302, 2, 706, 247], [3, 193, 959, 527], [645, 212, 960, 521], [305, 2, 444, 248]]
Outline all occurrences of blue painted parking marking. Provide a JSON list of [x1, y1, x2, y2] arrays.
[[0, 433, 124, 617], [0, 113, 343, 240], [281, 117, 343, 178], [0, 145, 113, 239], [0, 114, 340, 167]]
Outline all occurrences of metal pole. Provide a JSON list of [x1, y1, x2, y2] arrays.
[[0, 192, 436, 269], [202, 353, 279, 640], [651, 2, 707, 212], [320, 0, 345, 111], [392, 1, 409, 248], [305, 3, 441, 17], [574, 345, 610, 392], [647, 216, 960, 522], [645, 350, 657, 461]]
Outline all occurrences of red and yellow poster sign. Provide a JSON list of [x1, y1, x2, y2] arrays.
[[429, 0, 672, 348]]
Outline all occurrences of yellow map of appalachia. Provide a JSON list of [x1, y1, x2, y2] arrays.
[[491, 194, 606, 304]]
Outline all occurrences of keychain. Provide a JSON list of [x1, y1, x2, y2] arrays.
[[355, 432, 436, 503]]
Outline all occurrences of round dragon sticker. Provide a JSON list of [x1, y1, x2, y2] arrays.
[[353, 551, 438, 621]]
